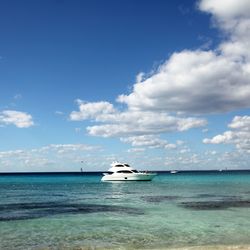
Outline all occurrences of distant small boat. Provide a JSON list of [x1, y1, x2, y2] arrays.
[[101, 162, 157, 181], [170, 170, 178, 174]]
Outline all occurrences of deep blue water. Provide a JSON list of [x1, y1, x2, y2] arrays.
[[0, 171, 250, 249]]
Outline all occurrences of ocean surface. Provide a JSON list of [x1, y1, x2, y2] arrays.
[[0, 171, 250, 250]]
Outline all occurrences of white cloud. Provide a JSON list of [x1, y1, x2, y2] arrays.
[[85, 111, 206, 137], [70, 99, 115, 121], [0, 149, 25, 158], [205, 150, 217, 155], [165, 149, 250, 170], [201, 0, 250, 62], [127, 148, 145, 153], [55, 111, 64, 115], [121, 135, 175, 149], [203, 115, 250, 153], [228, 115, 250, 131], [34, 144, 100, 155], [116, 0, 250, 114], [69, 0, 250, 155], [0, 144, 101, 172], [121, 135, 181, 150], [117, 49, 250, 114], [165, 143, 177, 150], [199, 0, 250, 20], [176, 140, 185, 145], [0, 144, 99, 159], [70, 100, 206, 138], [180, 148, 191, 154], [136, 72, 145, 83], [0, 110, 34, 128]]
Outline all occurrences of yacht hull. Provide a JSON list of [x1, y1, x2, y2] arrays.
[[101, 173, 156, 181]]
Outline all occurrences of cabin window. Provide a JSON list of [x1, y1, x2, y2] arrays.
[[124, 164, 130, 167], [131, 170, 139, 173], [117, 170, 133, 174], [114, 164, 124, 167]]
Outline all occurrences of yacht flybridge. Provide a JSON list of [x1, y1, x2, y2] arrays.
[[101, 162, 157, 181]]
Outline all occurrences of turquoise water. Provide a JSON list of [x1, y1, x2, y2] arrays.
[[0, 172, 250, 249]]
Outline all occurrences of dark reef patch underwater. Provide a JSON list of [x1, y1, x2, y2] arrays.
[[140, 193, 250, 211], [180, 199, 250, 210], [141, 195, 180, 203], [0, 201, 144, 221]]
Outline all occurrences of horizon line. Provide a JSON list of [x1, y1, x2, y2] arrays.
[[1, 169, 250, 175]]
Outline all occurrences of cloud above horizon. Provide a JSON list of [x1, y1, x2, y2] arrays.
[[0, 144, 101, 171], [117, 0, 250, 114], [204, 115, 250, 153], [70, 0, 250, 149], [0, 110, 34, 128], [70, 100, 206, 138], [120, 135, 177, 149]]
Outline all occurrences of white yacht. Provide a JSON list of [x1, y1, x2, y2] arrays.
[[101, 162, 157, 181]]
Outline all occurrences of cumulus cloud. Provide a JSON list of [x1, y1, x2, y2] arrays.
[[86, 110, 206, 137], [0, 110, 34, 128], [203, 115, 250, 153], [70, 99, 115, 121], [121, 135, 176, 149], [118, 50, 250, 113], [70, 100, 206, 138], [228, 115, 250, 130], [199, 0, 250, 20], [117, 0, 250, 114], [70, 0, 250, 152]]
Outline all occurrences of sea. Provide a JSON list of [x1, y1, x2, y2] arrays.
[[0, 171, 250, 250]]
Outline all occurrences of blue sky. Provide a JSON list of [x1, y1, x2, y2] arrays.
[[1, 0, 250, 172]]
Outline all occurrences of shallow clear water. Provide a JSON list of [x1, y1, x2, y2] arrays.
[[0, 172, 250, 249]]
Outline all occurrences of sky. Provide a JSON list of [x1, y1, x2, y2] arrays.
[[0, 0, 250, 172]]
